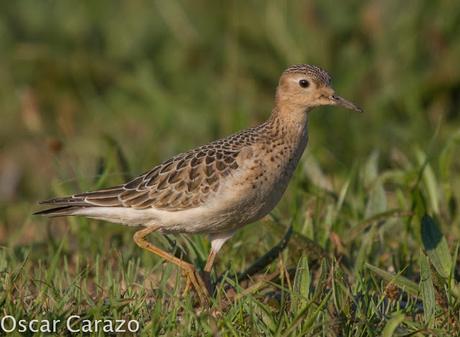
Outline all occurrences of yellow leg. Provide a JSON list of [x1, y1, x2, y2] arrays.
[[204, 250, 217, 273], [200, 249, 220, 296], [133, 226, 209, 306], [182, 270, 192, 297]]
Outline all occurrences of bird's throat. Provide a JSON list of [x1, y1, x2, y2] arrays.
[[268, 105, 308, 141], [262, 106, 309, 168]]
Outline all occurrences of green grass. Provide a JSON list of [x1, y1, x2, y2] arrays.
[[1, 0, 460, 336]]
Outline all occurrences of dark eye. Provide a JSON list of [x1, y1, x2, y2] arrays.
[[299, 79, 310, 88]]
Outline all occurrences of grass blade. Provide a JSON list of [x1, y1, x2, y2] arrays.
[[421, 215, 453, 279], [382, 313, 405, 337], [292, 255, 310, 313], [365, 263, 419, 297], [416, 149, 439, 214], [419, 251, 435, 326]]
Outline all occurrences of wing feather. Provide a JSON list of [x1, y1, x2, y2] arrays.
[[37, 123, 269, 213]]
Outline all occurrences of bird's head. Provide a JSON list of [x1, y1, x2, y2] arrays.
[[276, 64, 362, 113]]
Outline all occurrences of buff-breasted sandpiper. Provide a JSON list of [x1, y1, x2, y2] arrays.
[[35, 64, 362, 305]]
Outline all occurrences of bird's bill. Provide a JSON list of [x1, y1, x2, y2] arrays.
[[329, 95, 363, 113]]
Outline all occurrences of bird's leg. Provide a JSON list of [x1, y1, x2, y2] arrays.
[[182, 272, 192, 297], [133, 226, 209, 306], [201, 249, 218, 295], [182, 245, 217, 298], [203, 231, 234, 295], [204, 250, 218, 273]]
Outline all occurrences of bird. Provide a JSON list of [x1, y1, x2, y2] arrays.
[[35, 64, 362, 305]]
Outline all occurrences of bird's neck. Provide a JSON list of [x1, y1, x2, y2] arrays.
[[266, 105, 309, 141], [256, 104, 310, 168]]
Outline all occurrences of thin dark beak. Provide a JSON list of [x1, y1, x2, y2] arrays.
[[330, 95, 363, 113]]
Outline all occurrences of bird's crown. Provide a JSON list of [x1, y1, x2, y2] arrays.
[[283, 64, 332, 87]]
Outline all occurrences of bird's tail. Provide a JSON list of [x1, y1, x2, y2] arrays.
[[34, 193, 94, 217], [34, 186, 125, 217], [33, 205, 87, 217], [33, 191, 147, 226]]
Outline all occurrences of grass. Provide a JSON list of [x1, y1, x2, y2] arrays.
[[1, 0, 460, 336]]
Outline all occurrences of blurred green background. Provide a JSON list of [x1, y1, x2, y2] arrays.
[[1, 0, 460, 335]]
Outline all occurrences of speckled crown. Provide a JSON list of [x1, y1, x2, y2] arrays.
[[283, 64, 332, 86]]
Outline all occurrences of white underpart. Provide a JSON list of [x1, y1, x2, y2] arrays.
[[72, 205, 220, 232]]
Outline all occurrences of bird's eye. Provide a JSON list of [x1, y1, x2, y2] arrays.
[[299, 79, 310, 88]]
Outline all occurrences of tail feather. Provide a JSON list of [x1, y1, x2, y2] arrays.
[[38, 186, 125, 209], [39, 196, 86, 205], [33, 205, 87, 217], [35, 194, 93, 217], [34, 186, 126, 218], [34, 205, 151, 226]]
